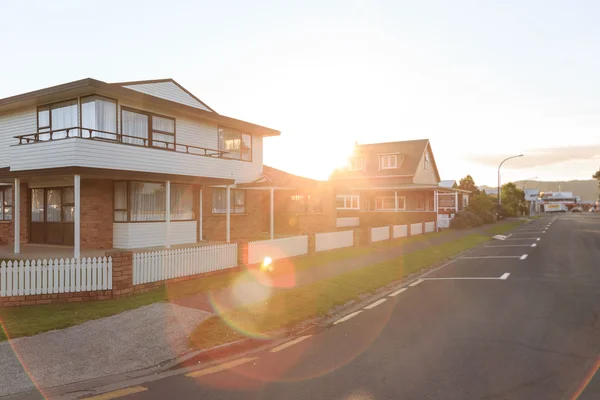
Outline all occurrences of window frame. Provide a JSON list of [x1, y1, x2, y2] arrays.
[[212, 188, 246, 215], [416, 193, 426, 210], [348, 157, 364, 171], [218, 126, 253, 162], [336, 194, 360, 210], [37, 97, 79, 136], [424, 152, 430, 170], [373, 196, 395, 211], [287, 192, 323, 214], [113, 180, 195, 223], [120, 106, 176, 150], [0, 186, 13, 221], [80, 94, 119, 138], [379, 154, 398, 170]]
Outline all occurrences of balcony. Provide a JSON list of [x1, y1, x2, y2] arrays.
[[10, 127, 262, 182]]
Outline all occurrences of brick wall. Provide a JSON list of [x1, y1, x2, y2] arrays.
[[202, 188, 268, 241], [273, 187, 337, 235], [81, 179, 113, 250], [0, 183, 29, 245]]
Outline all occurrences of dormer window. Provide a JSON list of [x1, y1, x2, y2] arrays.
[[379, 154, 397, 170], [348, 157, 364, 171]]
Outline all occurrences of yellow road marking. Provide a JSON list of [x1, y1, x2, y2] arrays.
[[82, 386, 147, 400], [270, 335, 312, 353], [186, 357, 257, 378]]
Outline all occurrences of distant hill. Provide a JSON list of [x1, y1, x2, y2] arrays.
[[480, 180, 600, 202]]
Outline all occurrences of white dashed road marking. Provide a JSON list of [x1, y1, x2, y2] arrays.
[[424, 273, 511, 281], [364, 298, 387, 310], [484, 244, 534, 248], [500, 273, 510, 280], [333, 311, 362, 325], [502, 237, 540, 241], [460, 256, 522, 260], [389, 287, 408, 297], [531, 243, 537, 247], [270, 336, 312, 353], [409, 279, 424, 287], [520, 254, 528, 260]]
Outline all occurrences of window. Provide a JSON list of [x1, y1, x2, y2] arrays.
[[218, 127, 252, 161], [81, 96, 117, 140], [212, 188, 246, 214], [336, 194, 360, 210], [37, 99, 78, 140], [424, 152, 430, 170], [397, 196, 406, 210], [0, 186, 12, 221], [374, 196, 395, 210], [130, 182, 166, 221], [62, 188, 75, 222], [114, 182, 128, 222], [379, 154, 397, 170], [288, 192, 323, 213], [348, 157, 364, 171], [121, 108, 175, 149], [171, 184, 194, 220], [416, 194, 425, 210]]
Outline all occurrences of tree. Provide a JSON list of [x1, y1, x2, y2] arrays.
[[467, 192, 495, 223], [593, 169, 600, 188], [501, 182, 526, 217], [458, 175, 480, 194]]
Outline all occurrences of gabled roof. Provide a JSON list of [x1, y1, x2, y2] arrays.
[[0, 78, 279, 137], [239, 165, 325, 189], [109, 78, 216, 113], [330, 139, 440, 181], [439, 180, 457, 188]]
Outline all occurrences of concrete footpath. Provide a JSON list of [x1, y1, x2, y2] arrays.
[[0, 221, 518, 397]]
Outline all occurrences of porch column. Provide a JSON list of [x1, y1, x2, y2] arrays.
[[198, 187, 203, 241], [455, 191, 459, 213], [270, 188, 275, 240], [74, 175, 81, 259], [13, 178, 20, 254], [166, 180, 171, 249], [394, 191, 398, 212], [434, 190, 438, 212], [226, 185, 231, 243]]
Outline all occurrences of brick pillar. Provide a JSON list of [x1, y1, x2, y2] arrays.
[[308, 233, 316, 255], [237, 240, 249, 267], [354, 227, 370, 247], [422, 222, 426, 235], [389, 225, 394, 240], [107, 251, 133, 298]]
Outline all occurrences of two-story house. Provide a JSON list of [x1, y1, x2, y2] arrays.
[[0, 78, 279, 257], [330, 139, 449, 228]]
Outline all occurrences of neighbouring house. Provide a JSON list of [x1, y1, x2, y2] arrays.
[[329, 139, 467, 229], [0, 78, 280, 257]]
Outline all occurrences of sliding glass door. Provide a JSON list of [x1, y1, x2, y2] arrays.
[[30, 188, 74, 245]]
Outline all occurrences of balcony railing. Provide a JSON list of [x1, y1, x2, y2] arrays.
[[14, 127, 228, 158]]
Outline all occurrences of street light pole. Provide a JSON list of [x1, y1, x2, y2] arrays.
[[497, 154, 524, 221]]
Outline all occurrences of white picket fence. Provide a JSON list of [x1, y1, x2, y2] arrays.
[[425, 222, 435, 233], [410, 223, 423, 236], [336, 217, 360, 228], [248, 236, 308, 264], [133, 244, 238, 285], [315, 230, 354, 252], [371, 226, 390, 242], [393, 224, 408, 238], [0, 257, 112, 297]]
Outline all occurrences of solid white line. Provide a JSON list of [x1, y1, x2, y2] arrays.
[[485, 244, 533, 247], [460, 256, 522, 259], [520, 254, 528, 260], [536, 238, 540, 241], [269, 336, 312, 353], [500, 273, 510, 280], [333, 311, 362, 325], [424, 276, 506, 281], [501, 237, 540, 241], [364, 298, 387, 310], [543, 231, 546, 233], [506, 233, 513, 238], [409, 279, 424, 287], [531, 243, 537, 247], [389, 287, 408, 297]]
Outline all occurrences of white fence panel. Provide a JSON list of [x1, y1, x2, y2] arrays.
[[371, 226, 390, 242], [315, 230, 354, 252], [248, 236, 309, 264], [393, 225, 408, 239], [437, 214, 453, 229], [336, 217, 360, 228], [410, 223, 423, 236], [425, 222, 435, 233], [0, 257, 112, 297], [133, 244, 238, 285]]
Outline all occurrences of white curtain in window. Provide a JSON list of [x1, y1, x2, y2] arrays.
[[171, 184, 193, 220], [50, 100, 78, 139], [130, 182, 166, 221], [212, 188, 227, 213], [122, 110, 149, 146], [82, 97, 117, 139], [114, 182, 128, 221]]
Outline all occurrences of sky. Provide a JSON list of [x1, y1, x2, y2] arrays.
[[2, 0, 600, 186]]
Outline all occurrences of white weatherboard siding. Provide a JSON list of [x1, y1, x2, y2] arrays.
[[0, 108, 36, 168], [124, 81, 212, 111], [425, 222, 435, 233], [393, 225, 408, 238], [114, 221, 196, 249], [10, 139, 263, 183], [371, 226, 390, 242], [336, 217, 359, 228], [410, 223, 423, 236], [315, 230, 354, 252]]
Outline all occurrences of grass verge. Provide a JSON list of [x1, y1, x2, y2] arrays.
[[188, 233, 491, 350], [0, 245, 374, 341]]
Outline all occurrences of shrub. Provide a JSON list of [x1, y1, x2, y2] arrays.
[[450, 210, 483, 229]]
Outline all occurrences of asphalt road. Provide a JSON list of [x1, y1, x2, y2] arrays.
[[85, 214, 600, 400], [15, 214, 600, 400]]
